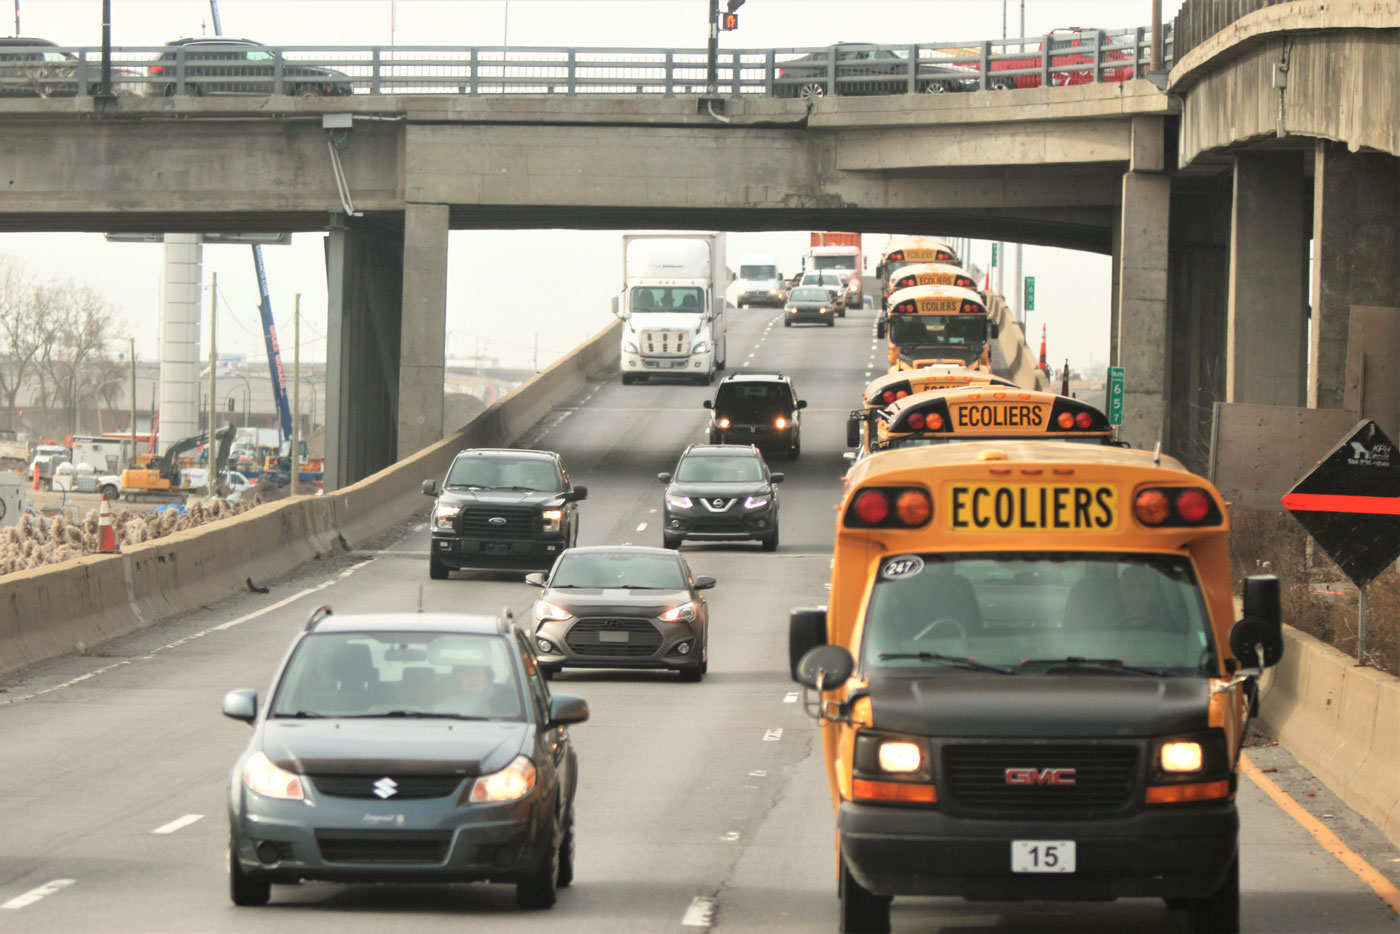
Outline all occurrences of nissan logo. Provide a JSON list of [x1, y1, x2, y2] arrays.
[[1004, 767, 1076, 786], [488, 517, 507, 526], [711, 499, 726, 509]]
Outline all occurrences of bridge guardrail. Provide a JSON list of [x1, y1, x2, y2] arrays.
[[1171, 0, 1291, 61], [0, 31, 1171, 100]]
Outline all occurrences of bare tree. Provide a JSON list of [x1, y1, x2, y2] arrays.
[[0, 256, 45, 433], [37, 281, 125, 437]]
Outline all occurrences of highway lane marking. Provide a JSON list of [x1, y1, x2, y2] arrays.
[[152, 814, 204, 835], [749, 770, 767, 777], [682, 896, 717, 927], [1242, 754, 1400, 915], [2, 879, 75, 910], [0, 560, 374, 707], [635, 522, 647, 532], [721, 831, 740, 842], [784, 692, 799, 703], [764, 728, 783, 741]]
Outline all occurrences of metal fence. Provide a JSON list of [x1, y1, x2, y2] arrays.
[[1171, 0, 1293, 61], [0, 30, 1172, 100]]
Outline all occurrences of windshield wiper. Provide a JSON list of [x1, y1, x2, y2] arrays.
[[274, 711, 326, 719], [876, 652, 1014, 675], [504, 485, 549, 492], [445, 483, 489, 490], [342, 711, 490, 720], [1018, 657, 1168, 676]]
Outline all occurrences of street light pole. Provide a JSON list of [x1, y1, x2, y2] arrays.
[[705, 0, 718, 93]]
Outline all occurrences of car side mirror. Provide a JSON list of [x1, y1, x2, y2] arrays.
[[568, 485, 588, 502], [789, 606, 828, 680], [769, 473, 785, 484], [796, 645, 854, 692], [703, 400, 713, 409], [657, 472, 672, 483], [1231, 576, 1283, 669], [524, 572, 546, 587], [796, 400, 808, 410], [548, 693, 590, 726], [421, 478, 439, 496], [223, 688, 258, 724], [694, 575, 717, 590]]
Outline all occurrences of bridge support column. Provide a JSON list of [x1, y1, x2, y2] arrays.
[[324, 217, 403, 492], [397, 203, 449, 460], [1309, 142, 1400, 410], [159, 234, 203, 454], [1226, 153, 1308, 406], [1116, 171, 1171, 450]]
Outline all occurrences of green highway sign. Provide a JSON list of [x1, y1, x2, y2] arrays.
[[1024, 276, 1036, 311], [992, 243, 999, 265], [1107, 367, 1125, 427]]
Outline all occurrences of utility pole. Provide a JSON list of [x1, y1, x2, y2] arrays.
[[208, 272, 218, 460], [291, 294, 301, 497], [706, 0, 719, 93], [1151, 0, 1164, 73]]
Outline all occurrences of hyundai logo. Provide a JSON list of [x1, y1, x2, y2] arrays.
[[1004, 767, 1076, 786], [488, 517, 507, 526], [373, 777, 399, 799], [602, 620, 622, 628]]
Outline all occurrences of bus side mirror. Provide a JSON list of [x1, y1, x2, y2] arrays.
[[789, 606, 829, 681], [796, 645, 854, 692], [1230, 576, 1283, 669], [846, 416, 862, 448], [876, 320, 887, 339], [990, 322, 1001, 339]]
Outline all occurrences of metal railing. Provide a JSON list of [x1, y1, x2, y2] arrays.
[[0, 30, 1172, 101], [1171, 0, 1293, 60]]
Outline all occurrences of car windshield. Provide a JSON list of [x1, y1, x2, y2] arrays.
[[860, 552, 1216, 675], [790, 288, 830, 302], [446, 456, 561, 492], [812, 256, 857, 271], [740, 264, 777, 279], [890, 315, 986, 347], [631, 287, 705, 314], [550, 553, 687, 589], [270, 631, 525, 720], [675, 454, 764, 483]]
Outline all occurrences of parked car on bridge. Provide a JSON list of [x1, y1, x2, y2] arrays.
[[147, 38, 352, 97], [775, 43, 976, 99]]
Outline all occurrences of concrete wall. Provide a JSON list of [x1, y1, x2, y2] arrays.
[[0, 318, 621, 677]]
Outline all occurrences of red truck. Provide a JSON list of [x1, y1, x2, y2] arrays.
[[806, 232, 864, 309], [988, 28, 1134, 90]]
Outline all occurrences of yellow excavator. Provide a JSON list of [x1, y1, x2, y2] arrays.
[[118, 426, 235, 503]]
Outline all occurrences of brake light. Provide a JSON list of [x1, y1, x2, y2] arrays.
[[1075, 411, 1093, 429], [854, 490, 889, 524], [908, 412, 926, 430], [1175, 489, 1211, 523], [149, 64, 164, 74], [845, 487, 932, 529], [1134, 487, 1222, 527], [882, 390, 895, 403]]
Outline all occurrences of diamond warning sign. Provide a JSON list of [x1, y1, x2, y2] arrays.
[[1282, 420, 1400, 588]]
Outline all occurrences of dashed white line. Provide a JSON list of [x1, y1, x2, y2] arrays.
[[783, 692, 799, 704], [682, 896, 718, 927], [635, 522, 648, 532], [749, 769, 768, 778], [721, 831, 741, 842], [764, 728, 784, 742], [2, 879, 75, 911], [152, 814, 204, 835]]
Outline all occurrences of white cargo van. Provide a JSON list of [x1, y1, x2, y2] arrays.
[[734, 254, 786, 307]]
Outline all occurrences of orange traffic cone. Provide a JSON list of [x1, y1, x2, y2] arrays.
[[1038, 324, 1048, 371], [98, 494, 118, 554], [32, 462, 40, 491]]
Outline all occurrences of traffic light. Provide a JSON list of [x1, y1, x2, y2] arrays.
[[719, 11, 739, 30], [726, 0, 745, 9]]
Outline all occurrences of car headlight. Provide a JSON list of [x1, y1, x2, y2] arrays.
[[1160, 742, 1203, 773], [878, 741, 922, 773], [243, 750, 306, 801], [692, 340, 709, 354], [433, 503, 460, 531], [659, 601, 696, 622], [469, 754, 537, 803], [666, 494, 693, 510], [716, 417, 731, 429], [819, 306, 828, 313], [743, 496, 769, 509], [534, 600, 572, 622], [622, 339, 638, 353], [768, 288, 779, 295], [541, 508, 563, 533], [774, 416, 788, 429], [785, 306, 796, 313]]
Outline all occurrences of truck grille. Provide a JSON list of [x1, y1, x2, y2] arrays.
[[316, 831, 452, 864], [640, 329, 690, 356], [565, 618, 663, 658], [308, 774, 465, 800], [458, 505, 535, 540], [941, 742, 1139, 817]]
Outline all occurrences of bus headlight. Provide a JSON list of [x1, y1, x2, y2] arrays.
[[878, 741, 922, 773], [1160, 742, 1203, 773]]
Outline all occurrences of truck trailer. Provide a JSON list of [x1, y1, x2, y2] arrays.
[[614, 233, 730, 385]]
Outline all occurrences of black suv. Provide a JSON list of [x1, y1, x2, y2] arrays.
[[147, 38, 352, 97], [659, 444, 782, 551], [704, 372, 806, 458], [223, 607, 588, 909], [422, 449, 586, 578]]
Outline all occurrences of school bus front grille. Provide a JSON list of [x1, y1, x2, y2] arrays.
[[940, 743, 1140, 816]]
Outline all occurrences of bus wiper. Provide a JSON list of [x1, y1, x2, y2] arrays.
[[877, 652, 1014, 675], [1019, 657, 1167, 676]]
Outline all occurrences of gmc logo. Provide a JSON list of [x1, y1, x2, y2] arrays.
[[1004, 767, 1077, 786]]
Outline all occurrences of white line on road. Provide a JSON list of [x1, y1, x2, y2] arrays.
[[682, 896, 717, 927], [2, 879, 75, 911], [749, 769, 768, 777], [764, 728, 784, 742], [152, 814, 204, 835], [783, 692, 799, 704], [721, 831, 740, 842], [635, 522, 647, 532]]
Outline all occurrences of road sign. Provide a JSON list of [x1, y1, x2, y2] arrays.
[[992, 243, 999, 265], [1282, 420, 1400, 589], [1106, 367, 1124, 427], [1024, 276, 1036, 311]]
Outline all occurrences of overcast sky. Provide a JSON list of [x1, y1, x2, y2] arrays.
[[1, 1, 1182, 373]]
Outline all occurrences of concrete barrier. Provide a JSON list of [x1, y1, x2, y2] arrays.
[[1258, 625, 1400, 848], [987, 293, 1051, 392], [0, 319, 622, 678]]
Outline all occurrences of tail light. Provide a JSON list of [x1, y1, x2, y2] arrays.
[[1048, 398, 1109, 433], [845, 487, 932, 529], [149, 64, 165, 74], [960, 300, 983, 313], [1133, 487, 1223, 527], [890, 401, 949, 435]]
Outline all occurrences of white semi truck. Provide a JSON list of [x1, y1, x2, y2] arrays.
[[614, 233, 729, 385]]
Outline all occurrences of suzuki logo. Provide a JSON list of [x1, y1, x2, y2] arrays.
[[1004, 767, 1076, 786], [373, 777, 399, 799], [488, 517, 507, 526]]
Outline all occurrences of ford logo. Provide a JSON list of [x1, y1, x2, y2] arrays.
[[488, 517, 507, 526]]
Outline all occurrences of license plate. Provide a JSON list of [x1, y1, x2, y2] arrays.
[[947, 484, 1117, 532], [1011, 840, 1075, 873], [482, 542, 512, 553], [597, 631, 629, 643]]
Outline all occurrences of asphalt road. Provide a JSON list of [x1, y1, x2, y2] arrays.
[[1, 304, 1396, 933]]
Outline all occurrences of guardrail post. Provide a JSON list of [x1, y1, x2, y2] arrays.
[[567, 49, 577, 94], [371, 48, 381, 94], [469, 48, 479, 94], [665, 50, 675, 97], [1135, 26, 1145, 78], [1091, 29, 1104, 83], [729, 50, 740, 96], [76, 51, 90, 96], [175, 47, 187, 95], [1040, 39, 1051, 88], [980, 40, 991, 90], [906, 44, 917, 94], [763, 49, 773, 97], [273, 50, 285, 95], [825, 44, 836, 96]]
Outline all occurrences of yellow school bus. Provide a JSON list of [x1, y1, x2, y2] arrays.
[[885, 262, 981, 293], [848, 367, 1019, 453], [879, 285, 996, 372], [876, 238, 962, 307], [789, 441, 1283, 933], [871, 386, 1114, 452]]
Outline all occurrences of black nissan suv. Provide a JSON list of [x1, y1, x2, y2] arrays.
[[659, 444, 782, 551], [423, 449, 586, 578]]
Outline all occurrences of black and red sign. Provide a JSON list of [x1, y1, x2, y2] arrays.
[[1282, 420, 1400, 588]]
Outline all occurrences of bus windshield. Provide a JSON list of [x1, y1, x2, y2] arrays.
[[812, 255, 857, 271], [890, 316, 986, 347], [631, 287, 706, 314], [860, 552, 1215, 675]]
